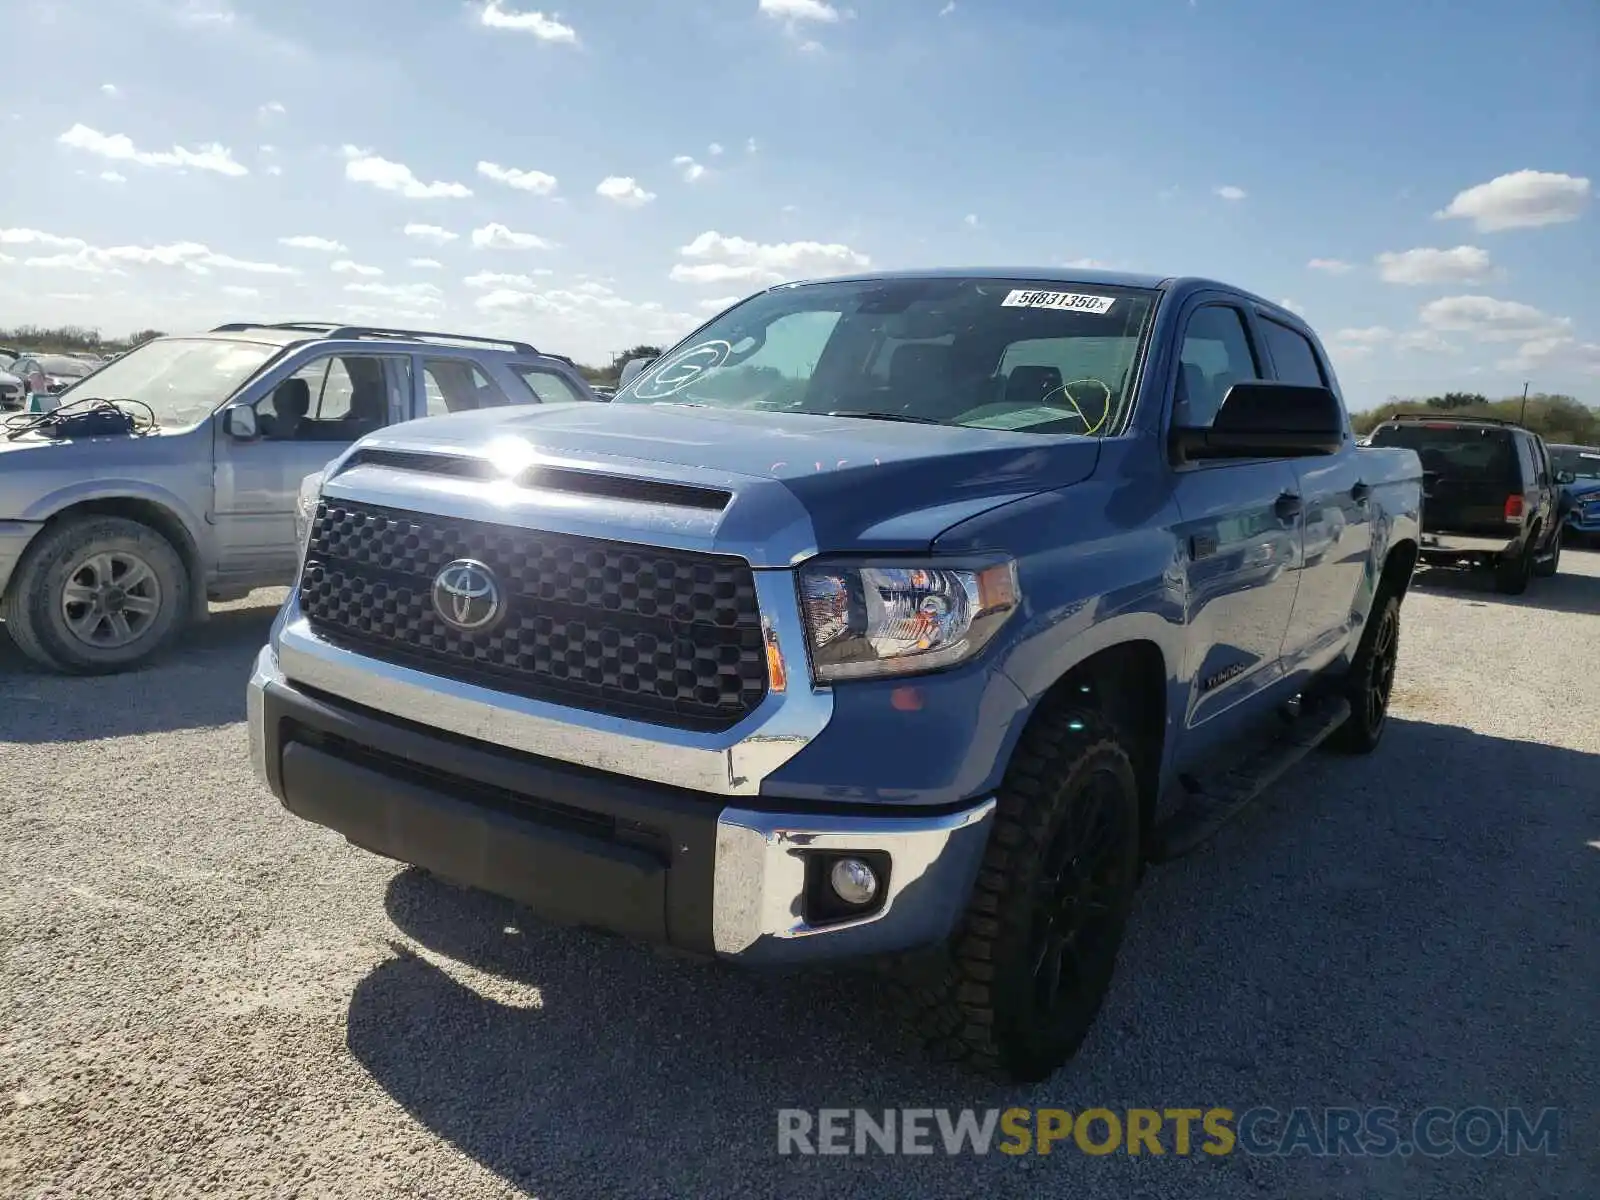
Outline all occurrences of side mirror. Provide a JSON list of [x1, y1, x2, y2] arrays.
[[618, 356, 656, 390], [1170, 381, 1344, 464], [1556, 470, 1576, 485], [223, 405, 259, 440]]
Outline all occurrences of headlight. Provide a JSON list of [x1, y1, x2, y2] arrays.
[[797, 558, 1020, 683], [294, 469, 325, 559]]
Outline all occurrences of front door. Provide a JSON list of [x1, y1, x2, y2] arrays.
[[1256, 314, 1373, 667], [1168, 302, 1306, 736], [212, 352, 410, 586]]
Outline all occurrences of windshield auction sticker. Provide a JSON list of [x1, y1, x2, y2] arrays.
[[1001, 290, 1116, 314]]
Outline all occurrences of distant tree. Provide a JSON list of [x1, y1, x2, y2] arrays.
[[1425, 391, 1488, 409], [127, 329, 166, 347]]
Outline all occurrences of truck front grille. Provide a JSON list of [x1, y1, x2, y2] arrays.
[[298, 499, 768, 732]]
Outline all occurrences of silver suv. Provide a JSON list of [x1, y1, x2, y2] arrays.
[[0, 321, 598, 674]]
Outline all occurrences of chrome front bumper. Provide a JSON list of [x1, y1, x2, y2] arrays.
[[1418, 531, 1517, 556], [249, 643, 995, 964]]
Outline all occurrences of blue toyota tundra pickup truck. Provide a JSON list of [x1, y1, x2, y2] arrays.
[[247, 269, 1423, 1080]]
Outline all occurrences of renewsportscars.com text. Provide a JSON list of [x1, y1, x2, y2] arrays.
[[776, 1106, 1562, 1158]]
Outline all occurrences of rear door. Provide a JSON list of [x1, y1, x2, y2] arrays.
[[1369, 422, 1520, 535]]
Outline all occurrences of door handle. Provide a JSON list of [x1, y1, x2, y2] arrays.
[[1351, 480, 1372, 504], [1274, 492, 1303, 520]]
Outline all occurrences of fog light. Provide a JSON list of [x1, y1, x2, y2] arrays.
[[829, 857, 880, 906]]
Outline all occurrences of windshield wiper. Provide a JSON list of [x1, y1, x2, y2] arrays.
[[826, 409, 944, 425]]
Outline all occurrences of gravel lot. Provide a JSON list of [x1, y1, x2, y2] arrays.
[[3, 554, 1598, 1199]]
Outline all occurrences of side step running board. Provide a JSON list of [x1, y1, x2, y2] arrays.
[[1147, 696, 1352, 863]]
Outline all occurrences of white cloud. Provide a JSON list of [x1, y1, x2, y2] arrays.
[[1376, 245, 1492, 286], [479, 1, 577, 42], [746, 137, 760, 154], [1061, 257, 1110, 269], [344, 281, 444, 307], [57, 123, 248, 177], [708, 142, 725, 156], [342, 146, 471, 199], [1307, 258, 1354, 274], [1496, 336, 1600, 375], [759, 0, 840, 23], [940, 1, 956, 13], [403, 223, 459, 244], [0, 229, 89, 250], [477, 160, 559, 195], [279, 235, 347, 252], [673, 155, 707, 183], [1434, 170, 1591, 232], [265, 165, 283, 176], [1330, 327, 1394, 359], [465, 270, 554, 288], [596, 176, 656, 207], [331, 260, 384, 277], [100, 170, 126, 184], [963, 213, 980, 228], [1418, 295, 1571, 342], [469, 279, 699, 349], [698, 296, 742, 312], [221, 284, 260, 298], [175, 1, 237, 27], [1393, 330, 1459, 355], [258, 100, 286, 118], [409, 258, 444, 269], [471, 222, 555, 251], [1278, 298, 1305, 316], [4, 231, 296, 277], [1214, 185, 1247, 201], [670, 230, 870, 285], [100, 83, 120, 98]]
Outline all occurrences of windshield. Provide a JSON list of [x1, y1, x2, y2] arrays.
[[1550, 446, 1600, 480], [55, 337, 279, 428], [39, 356, 95, 377], [612, 276, 1158, 436]]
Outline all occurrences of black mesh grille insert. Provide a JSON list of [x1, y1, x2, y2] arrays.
[[298, 499, 767, 731]]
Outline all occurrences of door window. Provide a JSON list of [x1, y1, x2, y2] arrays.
[[1176, 306, 1261, 428], [423, 359, 510, 416], [1260, 318, 1327, 387], [256, 354, 399, 441]]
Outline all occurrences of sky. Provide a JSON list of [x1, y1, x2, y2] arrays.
[[0, 0, 1595, 412]]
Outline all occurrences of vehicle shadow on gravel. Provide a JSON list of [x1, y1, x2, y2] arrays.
[[1411, 561, 1600, 615], [346, 718, 1599, 1198], [0, 600, 277, 742]]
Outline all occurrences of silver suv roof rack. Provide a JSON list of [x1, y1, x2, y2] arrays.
[[209, 321, 544, 357]]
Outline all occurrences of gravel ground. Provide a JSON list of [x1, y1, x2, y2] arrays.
[[2, 554, 1598, 1200]]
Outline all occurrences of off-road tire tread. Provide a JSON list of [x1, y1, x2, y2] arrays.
[[889, 706, 1137, 1081], [0, 516, 188, 674]]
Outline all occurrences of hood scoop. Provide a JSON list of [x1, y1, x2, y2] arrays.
[[342, 447, 732, 512]]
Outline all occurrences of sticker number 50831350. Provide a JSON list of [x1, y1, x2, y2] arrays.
[[1001, 289, 1116, 314]]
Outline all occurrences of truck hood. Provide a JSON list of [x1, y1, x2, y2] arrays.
[[330, 402, 1100, 566]]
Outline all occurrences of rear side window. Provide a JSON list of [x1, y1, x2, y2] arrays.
[[510, 364, 587, 404], [423, 359, 509, 416], [1369, 423, 1519, 482], [1514, 436, 1538, 485], [1260, 318, 1327, 387]]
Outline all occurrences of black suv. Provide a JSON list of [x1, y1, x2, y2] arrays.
[[1367, 414, 1563, 594]]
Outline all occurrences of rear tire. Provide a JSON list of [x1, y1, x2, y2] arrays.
[[1327, 591, 1400, 755], [893, 707, 1141, 1082], [1532, 528, 1562, 578], [1, 516, 190, 674], [1494, 540, 1534, 594]]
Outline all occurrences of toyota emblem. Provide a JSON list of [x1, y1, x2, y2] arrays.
[[431, 559, 504, 633]]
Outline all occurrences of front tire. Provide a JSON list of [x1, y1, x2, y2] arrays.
[[896, 707, 1141, 1082], [1, 516, 190, 674]]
